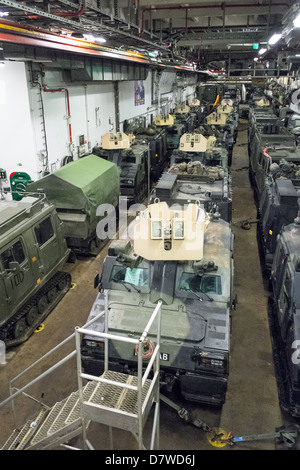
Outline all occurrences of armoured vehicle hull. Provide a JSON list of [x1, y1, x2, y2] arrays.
[[203, 106, 239, 164], [0, 196, 70, 347], [195, 124, 234, 167], [269, 218, 300, 417], [247, 113, 280, 158], [28, 154, 120, 255], [132, 127, 168, 181], [81, 202, 235, 406], [165, 123, 186, 150], [248, 128, 296, 193], [169, 133, 228, 168], [150, 170, 232, 223], [196, 83, 224, 112], [254, 147, 300, 201], [93, 133, 149, 204], [258, 177, 300, 270]]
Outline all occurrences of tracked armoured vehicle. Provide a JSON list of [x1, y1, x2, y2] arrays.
[[173, 103, 197, 133], [204, 105, 238, 164], [248, 125, 296, 192], [268, 214, 300, 417], [92, 132, 148, 204], [155, 113, 186, 151], [28, 154, 120, 256], [129, 124, 167, 181], [254, 147, 300, 200], [258, 176, 300, 271], [0, 195, 71, 347], [195, 123, 234, 167], [150, 133, 232, 222], [81, 201, 235, 406]]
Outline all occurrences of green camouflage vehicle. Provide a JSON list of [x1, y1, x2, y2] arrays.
[[0, 195, 70, 347], [28, 154, 120, 256], [81, 201, 235, 406]]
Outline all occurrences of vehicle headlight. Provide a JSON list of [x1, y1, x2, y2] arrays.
[[201, 357, 224, 367], [192, 350, 226, 370], [85, 340, 98, 348]]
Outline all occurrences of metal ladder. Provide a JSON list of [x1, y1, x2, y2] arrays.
[[0, 292, 162, 450]]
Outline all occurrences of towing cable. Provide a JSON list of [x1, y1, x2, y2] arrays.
[[160, 394, 300, 449]]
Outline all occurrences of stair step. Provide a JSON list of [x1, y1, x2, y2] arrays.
[[65, 381, 98, 425], [1, 409, 48, 450], [29, 400, 67, 447]]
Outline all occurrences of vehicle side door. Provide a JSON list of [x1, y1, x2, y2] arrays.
[[33, 214, 60, 276], [0, 237, 34, 321]]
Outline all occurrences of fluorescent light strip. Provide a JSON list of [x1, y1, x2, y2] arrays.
[[268, 33, 282, 45]]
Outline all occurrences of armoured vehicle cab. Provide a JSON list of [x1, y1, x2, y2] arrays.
[[81, 201, 235, 406], [258, 177, 300, 270], [0, 195, 70, 347], [254, 147, 300, 199], [28, 155, 120, 256], [269, 215, 300, 417], [170, 133, 228, 168], [248, 125, 296, 189], [130, 125, 167, 182], [93, 132, 149, 204]]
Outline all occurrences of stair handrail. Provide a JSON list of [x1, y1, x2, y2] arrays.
[[0, 308, 106, 425]]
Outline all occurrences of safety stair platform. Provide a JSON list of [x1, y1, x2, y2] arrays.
[[1, 371, 153, 450]]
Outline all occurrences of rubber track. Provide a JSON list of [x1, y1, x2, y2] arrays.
[[1, 271, 71, 348]]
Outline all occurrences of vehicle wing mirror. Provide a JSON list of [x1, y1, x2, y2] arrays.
[[94, 273, 103, 291], [8, 261, 21, 273]]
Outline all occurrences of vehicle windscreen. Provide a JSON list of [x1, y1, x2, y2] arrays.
[[110, 265, 149, 287], [179, 272, 222, 295]]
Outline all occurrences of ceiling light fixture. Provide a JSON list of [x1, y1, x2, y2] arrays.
[[83, 34, 106, 43], [258, 48, 267, 55], [0, 11, 8, 16], [293, 12, 300, 28], [268, 33, 282, 45]]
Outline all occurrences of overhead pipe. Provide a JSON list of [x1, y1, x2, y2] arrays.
[[42, 85, 73, 154], [141, 2, 290, 35], [25, 2, 85, 20]]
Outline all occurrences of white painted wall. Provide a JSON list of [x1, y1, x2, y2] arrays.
[[0, 61, 37, 185], [0, 62, 196, 188]]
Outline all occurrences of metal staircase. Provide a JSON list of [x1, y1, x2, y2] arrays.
[[0, 293, 162, 450]]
